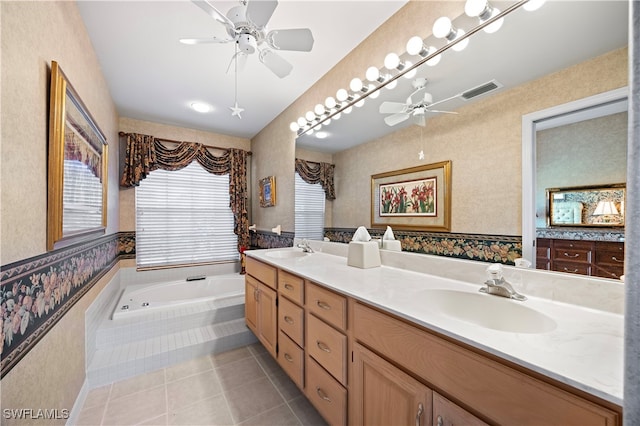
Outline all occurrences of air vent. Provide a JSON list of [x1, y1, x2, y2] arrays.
[[462, 80, 502, 100]]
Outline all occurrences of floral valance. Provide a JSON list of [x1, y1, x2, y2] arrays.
[[295, 158, 336, 200], [120, 132, 249, 250]]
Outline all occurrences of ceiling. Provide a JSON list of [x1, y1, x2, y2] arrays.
[[77, 0, 408, 139], [295, 0, 629, 152]]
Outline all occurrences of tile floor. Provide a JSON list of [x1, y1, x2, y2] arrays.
[[76, 344, 327, 426]]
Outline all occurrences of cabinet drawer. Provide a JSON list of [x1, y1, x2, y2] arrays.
[[279, 296, 304, 346], [307, 313, 347, 385], [278, 331, 304, 390], [593, 265, 624, 280], [595, 241, 624, 254], [595, 250, 625, 266], [353, 302, 619, 425], [433, 392, 489, 426], [306, 282, 347, 331], [553, 260, 591, 275], [246, 257, 277, 289], [306, 356, 347, 426], [552, 247, 591, 263], [278, 270, 304, 305]]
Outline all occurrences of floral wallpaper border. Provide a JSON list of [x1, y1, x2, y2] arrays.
[[325, 228, 523, 265], [0, 234, 121, 377], [250, 230, 295, 249]]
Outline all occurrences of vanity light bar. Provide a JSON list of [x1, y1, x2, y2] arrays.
[[293, 0, 533, 137]]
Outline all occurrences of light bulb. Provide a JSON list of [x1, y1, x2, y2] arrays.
[[406, 36, 424, 56], [314, 104, 325, 115], [305, 111, 315, 121], [483, 8, 504, 34], [297, 117, 306, 127], [523, 0, 546, 11], [432, 16, 452, 39], [324, 118, 331, 125], [355, 99, 365, 108], [325, 96, 337, 109], [426, 49, 441, 66], [366, 66, 380, 82], [384, 53, 400, 70], [336, 88, 349, 102], [190, 102, 212, 113], [333, 112, 341, 120], [343, 106, 353, 114], [452, 29, 469, 51], [350, 78, 364, 92], [368, 85, 380, 99], [289, 122, 299, 132], [403, 61, 417, 79], [465, 0, 487, 17]]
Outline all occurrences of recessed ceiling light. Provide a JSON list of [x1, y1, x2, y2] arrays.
[[190, 102, 212, 113], [316, 131, 329, 139]]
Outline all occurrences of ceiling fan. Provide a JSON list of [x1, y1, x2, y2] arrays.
[[379, 78, 459, 127], [180, 0, 314, 78]]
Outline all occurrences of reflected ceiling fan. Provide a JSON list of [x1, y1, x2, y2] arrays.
[[379, 78, 460, 127], [180, 0, 314, 78]]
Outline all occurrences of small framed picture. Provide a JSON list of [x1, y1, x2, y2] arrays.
[[259, 176, 276, 207]]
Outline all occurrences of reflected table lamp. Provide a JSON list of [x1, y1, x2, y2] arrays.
[[592, 200, 620, 224]]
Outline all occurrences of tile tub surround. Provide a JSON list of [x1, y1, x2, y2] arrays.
[[76, 344, 327, 426], [250, 241, 624, 406]]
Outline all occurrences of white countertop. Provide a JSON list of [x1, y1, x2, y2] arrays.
[[247, 246, 624, 406]]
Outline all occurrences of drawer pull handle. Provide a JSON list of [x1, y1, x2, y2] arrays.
[[563, 267, 579, 273], [284, 353, 294, 363], [612, 256, 624, 263], [436, 415, 443, 426], [284, 283, 294, 291], [283, 315, 294, 325], [316, 341, 331, 353], [254, 289, 259, 301], [316, 387, 331, 402], [316, 300, 331, 310], [563, 252, 580, 258], [415, 403, 424, 426]]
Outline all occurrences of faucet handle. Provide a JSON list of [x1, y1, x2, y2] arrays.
[[486, 263, 503, 280]]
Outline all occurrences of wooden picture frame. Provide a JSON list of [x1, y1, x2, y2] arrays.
[[371, 161, 451, 231], [259, 176, 276, 207], [47, 61, 108, 250], [547, 183, 625, 227]]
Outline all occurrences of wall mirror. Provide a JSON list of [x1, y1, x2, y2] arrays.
[[547, 184, 625, 227], [47, 61, 108, 250]]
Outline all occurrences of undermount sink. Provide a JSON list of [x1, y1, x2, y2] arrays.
[[265, 250, 309, 259], [422, 289, 557, 334]]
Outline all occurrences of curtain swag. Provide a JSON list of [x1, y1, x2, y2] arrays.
[[120, 132, 250, 251], [295, 158, 336, 200]]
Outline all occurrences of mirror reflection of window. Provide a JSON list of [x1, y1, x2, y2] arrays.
[[294, 172, 325, 241], [62, 159, 102, 233]]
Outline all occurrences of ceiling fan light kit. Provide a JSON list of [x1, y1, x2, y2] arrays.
[[292, 0, 540, 138]]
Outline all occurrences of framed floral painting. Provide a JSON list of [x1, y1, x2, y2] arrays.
[[371, 161, 451, 231]]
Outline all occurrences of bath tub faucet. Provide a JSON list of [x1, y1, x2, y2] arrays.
[[480, 264, 527, 301], [297, 239, 314, 253]]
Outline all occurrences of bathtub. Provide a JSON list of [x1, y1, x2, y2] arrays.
[[112, 273, 245, 320]]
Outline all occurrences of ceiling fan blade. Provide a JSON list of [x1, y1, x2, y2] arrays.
[[408, 87, 427, 105], [426, 109, 459, 115], [266, 28, 314, 52], [192, 0, 236, 32], [179, 36, 234, 45], [246, 0, 278, 29], [259, 49, 293, 78], [379, 102, 407, 114], [384, 113, 410, 127]]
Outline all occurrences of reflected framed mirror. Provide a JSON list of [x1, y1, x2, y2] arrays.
[[547, 184, 625, 227], [47, 61, 108, 250]]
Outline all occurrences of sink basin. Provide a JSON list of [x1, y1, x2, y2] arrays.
[[265, 250, 309, 259], [422, 289, 557, 334]]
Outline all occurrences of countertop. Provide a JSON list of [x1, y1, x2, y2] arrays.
[[246, 247, 623, 406]]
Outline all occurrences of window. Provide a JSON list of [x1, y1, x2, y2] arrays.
[[295, 172, 325, 240], [135, 161, 238, 268]]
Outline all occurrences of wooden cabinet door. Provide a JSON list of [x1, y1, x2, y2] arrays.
[[351, 342, 432, 426], [433, 392, 488, 426], [244, 276, 258, 334], [257, 282, 277, 357]]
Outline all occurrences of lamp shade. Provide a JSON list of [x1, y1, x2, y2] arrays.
[[593, 201, 619, 216]]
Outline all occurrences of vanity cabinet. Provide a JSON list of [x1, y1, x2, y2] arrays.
[[277, 269, 306, 389], [245, 258, 278, 358], [352, 301, 619, 425], [536, 238, 624, 279]]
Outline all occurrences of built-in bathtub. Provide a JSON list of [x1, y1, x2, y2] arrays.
[[112, 273, 245, 320]]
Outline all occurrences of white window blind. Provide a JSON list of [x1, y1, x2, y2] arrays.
[[294, 172, 325, 241], [63, 160, 103, 233], [135, 161, 238, 269]]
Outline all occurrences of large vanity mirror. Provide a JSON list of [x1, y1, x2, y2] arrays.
[[294, 1, 628, 278]]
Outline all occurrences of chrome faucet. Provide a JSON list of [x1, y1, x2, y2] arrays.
[[296, 239, 314, 253], [480, 264, 527, 301]]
